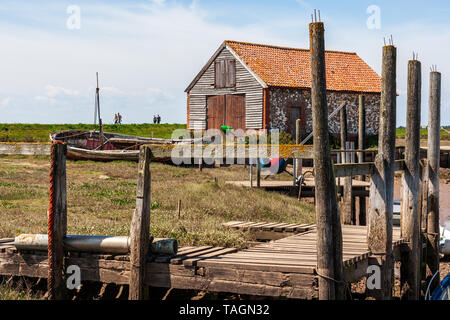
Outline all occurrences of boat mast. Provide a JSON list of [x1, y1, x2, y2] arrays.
[[95, 72, 104, 145]]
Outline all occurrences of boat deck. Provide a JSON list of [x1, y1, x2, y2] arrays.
[[0, 225, 404, 299]]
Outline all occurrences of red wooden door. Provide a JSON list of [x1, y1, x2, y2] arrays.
[[207, 95, 225, 130], [225, 94, 246, 130]]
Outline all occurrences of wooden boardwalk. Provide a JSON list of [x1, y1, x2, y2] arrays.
[[223, 221, 316, 240], [0, 226, 404, 299]]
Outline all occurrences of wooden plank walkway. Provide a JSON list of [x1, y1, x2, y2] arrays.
[[223, 221, 316, 240], [0, 226, 405, 300]]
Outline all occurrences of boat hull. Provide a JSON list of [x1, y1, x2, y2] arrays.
[[50, 130, 181, 162]]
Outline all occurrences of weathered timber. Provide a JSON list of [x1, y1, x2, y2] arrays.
[[296, 119, 303, 178], [129, 146, 152, 300], [358, 95, 367, 226], [367, 45, 396, 300], [47, 142, 67, 300], [400, 59, 421, 300], [333, 160, 404, 178], [309, 21, 344, 300], [423, 71, 441, 292]]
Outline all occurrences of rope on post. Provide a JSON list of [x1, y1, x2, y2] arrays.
[[47, 140, 65, 300]]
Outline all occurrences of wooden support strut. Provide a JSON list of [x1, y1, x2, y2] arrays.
[[423, 70, 441, 293], [400, 59, 422, 300], [367, 44, 396, 300], [129, 146, 152, 300], [309, 21, 345, 300], [358, 95, 367, 226], [47, 142, 67, 300], [341, 105, 353, 225]]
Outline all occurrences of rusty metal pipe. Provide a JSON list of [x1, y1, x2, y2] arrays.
[[14, 234, 178, 255]]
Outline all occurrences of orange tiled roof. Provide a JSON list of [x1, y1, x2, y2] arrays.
[[226, 41, 381, 93]]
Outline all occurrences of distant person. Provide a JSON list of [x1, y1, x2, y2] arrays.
[[157, 114, 161, 124], [114, 113, 118, 124], [153, 115, 157, 124], [118, 113, 122, 124]]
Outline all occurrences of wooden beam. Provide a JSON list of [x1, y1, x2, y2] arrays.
[[333, 160, 404, 178], [358, 95, 367, 226], [423, 70, 441, 292], [367, 44, 397, 300], [341, 109, 353, 225], [47, 142, 67, 300], [129, 146, 152, 300], [309, 21, 345, 300], [400, 59, 422, 300]]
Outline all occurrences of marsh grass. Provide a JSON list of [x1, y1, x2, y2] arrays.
[[0, 155, 315, 248], [0, 123, 186, 142]]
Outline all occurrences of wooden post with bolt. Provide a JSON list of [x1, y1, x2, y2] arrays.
[[309, 20, 345, 300], [423, 70, 441, 292], [358, 95, 367, 226], [400, 58, 422, 300], [296, 119, 303, 177], [367, 44, 396, 300], [340, 104, 353, 225], [129, 145, 152, 300], [47, 142, 67, 300]]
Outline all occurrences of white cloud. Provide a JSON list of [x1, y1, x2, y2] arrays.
[[1, 97, 11, 107], [44, 85, 79, 98], [296, 0, 311, 9], [0, 2, 449, 125], [151, 0, 166, 6]]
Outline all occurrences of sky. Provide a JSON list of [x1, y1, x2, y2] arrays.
[[0, 0, 449, 126]]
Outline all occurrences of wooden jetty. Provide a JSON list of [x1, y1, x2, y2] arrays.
[[223, 221, 316, 241], [0, 225, 404, 300]]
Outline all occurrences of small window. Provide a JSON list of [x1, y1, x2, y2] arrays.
[[215, 59, 236, 88]]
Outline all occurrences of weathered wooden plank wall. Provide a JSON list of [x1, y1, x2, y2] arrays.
[[188, 47, 264, 130]]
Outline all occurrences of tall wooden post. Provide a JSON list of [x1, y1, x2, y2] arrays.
[[358, 95, 367, 225], [257, 163, 261, 188], [295, 119, 303, 177], [310, 21, 345, 300], [341, 105, 353, 225], [129, 146, 152, 300], [367, 44, 396, 300], [249, 163, 254, 187], [47, 142, 67, 300], [400, 59, 421, 300], [423, 70, 441, 292]]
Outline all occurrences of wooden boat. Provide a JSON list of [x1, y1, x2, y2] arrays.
[[49, 74, 195, 162], [50, 130, 192, 161]]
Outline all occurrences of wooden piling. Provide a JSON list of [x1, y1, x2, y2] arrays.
[[358, 95, 366, 166], [423, 71, 441, 292], [250, 163, 254, 188], [257, 162, 261, 188], [129, 146, 152, 300], [367, 45, 396, 300], [341, 105, 353, 225], [400, 59, 421, 300], [309, 21, 345, 300], [47, 142, 67, 300], [358, 95, 367, 225], [296, 119, 303, 178]]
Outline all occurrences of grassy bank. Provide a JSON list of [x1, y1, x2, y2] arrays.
[[0, 123, 187, 142], [395, 128, 450, 140]]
